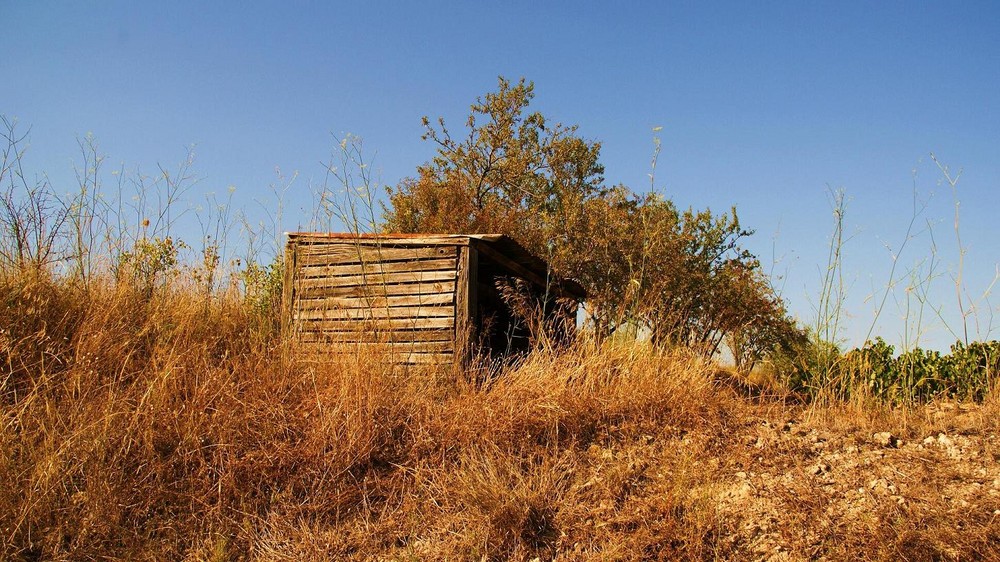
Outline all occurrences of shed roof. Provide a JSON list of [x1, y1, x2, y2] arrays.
[[286, 232, 586, 300]]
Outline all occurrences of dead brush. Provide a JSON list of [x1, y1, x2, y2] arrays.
[[3, 266, 999, 560], [0, 270, 87, 401], [441, 445, 573, 561]]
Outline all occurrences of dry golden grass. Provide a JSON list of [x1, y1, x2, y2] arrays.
[[2, 272, 999, 561]]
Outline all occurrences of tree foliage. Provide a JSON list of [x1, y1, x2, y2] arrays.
[[385, 77, 797, 360], [386, 77, 603, 244]]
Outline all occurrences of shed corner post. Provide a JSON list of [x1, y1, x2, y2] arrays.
[[280, 237, 297, 341], [455, 241, 479, 369]]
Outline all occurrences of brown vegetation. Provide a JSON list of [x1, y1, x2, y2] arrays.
[[3, 272, 999, 560]]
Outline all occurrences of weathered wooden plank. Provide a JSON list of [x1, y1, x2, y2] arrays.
[[456, 246, 469, 334], [294, 244, 458, 263], [294, 304, 455, 321], [467, 247, 479, 326], [296, 328, 455, 343], [295, 292, 454, 310], [296, 280, 456, 299], [294, 236, 470, 247], [296, 339, 454, 353], [297, 340, 453, 352], [391, 352, 454, 365], [455, 245, 477, 366], [297, 257, 457, 278], [295, 316, 455, 331], [297, 347, 454, 364], [295, 269, 458, 290], [281, 244, 296, 337]]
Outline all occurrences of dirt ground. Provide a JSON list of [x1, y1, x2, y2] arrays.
[[558, 400, 1000, 561], [705, 402, 999, 560]]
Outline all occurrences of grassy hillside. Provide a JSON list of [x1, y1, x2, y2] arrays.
[[3, 272, 999, 561]]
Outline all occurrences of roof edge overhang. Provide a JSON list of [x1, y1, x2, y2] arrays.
[[286, 232, 586, 300]]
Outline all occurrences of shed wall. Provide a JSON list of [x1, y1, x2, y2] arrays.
[[286, 237, 464, 364]]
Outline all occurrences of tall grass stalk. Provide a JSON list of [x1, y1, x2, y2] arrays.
[[930, 153, 999, 344], [810, 187, 849, 397], [314, 134, 382, 235]]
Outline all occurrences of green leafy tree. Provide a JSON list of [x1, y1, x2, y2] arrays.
[[725, 267, 805, 374], [385, 76, 604, 249], [385, 76, 795, 357]]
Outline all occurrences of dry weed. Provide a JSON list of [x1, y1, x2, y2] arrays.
[[2, 274, 998, 560]]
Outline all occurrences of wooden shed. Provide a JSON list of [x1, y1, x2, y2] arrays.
[[282, 233, 586, 365]]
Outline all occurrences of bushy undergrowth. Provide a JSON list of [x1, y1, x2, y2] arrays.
[[777, 337, 1000, 405]]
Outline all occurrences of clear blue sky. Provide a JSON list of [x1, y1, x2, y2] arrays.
[[3, 1, 999, 350]]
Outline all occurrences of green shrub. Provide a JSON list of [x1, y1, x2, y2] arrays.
[[785, 336, 1000, 404]]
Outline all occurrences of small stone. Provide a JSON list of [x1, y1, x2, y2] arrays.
[[873, 432, 899, 448], [868, 478, 897, 494]]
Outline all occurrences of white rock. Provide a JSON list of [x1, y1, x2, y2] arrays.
[[873, 432, 899, 448]]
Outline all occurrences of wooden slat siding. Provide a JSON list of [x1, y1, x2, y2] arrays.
[[294, 304, 456, 321], [295, 269, 458, 291], [295, 244, 457, 263], [295, 292, 454, 310], [297, 257, 458, 278], [296, 280, 457, 299], [296, 316, 455, 331], [299, 349, 454, 365], [297, 328, 455, 343], [297, 340, 454, 353], [284, 237, 472, 367]]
